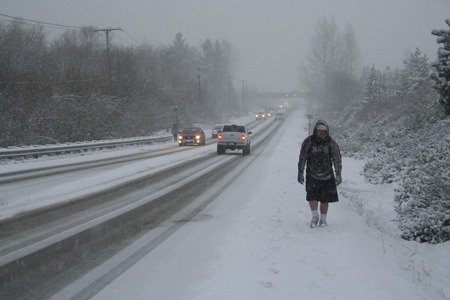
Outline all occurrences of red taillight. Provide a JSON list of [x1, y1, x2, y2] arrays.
[[241, 134, 247, 141], [218, 134, 222, 140]]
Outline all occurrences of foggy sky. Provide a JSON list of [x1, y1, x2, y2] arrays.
[[1, 0, 449, 92]]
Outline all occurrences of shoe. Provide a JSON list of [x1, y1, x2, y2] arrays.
[[310, 216, 319, 227], [319, 220, 327, 227]]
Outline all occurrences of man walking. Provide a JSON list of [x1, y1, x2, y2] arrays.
[[171, 124, 179, 142], [298, 120, 342, 227]]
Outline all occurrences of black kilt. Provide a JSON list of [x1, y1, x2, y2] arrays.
[[305, 175, 339, 203]]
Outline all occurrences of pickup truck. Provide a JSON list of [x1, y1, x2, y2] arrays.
[[217, 124, 252, 156]]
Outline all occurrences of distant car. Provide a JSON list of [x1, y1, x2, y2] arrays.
[[212, 124, 224, 139], [178, 127, 205, 146], [256, 112, 265, 120], [264, 110, 274, 118]]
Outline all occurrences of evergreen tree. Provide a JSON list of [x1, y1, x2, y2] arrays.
[[363, 65, 382, 104], [401, 48, 431, 95], [431, 19, 450, 115], [383, 67, 403, 97]]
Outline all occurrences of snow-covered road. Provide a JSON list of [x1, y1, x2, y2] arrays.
[[48, 109, 449, 300]]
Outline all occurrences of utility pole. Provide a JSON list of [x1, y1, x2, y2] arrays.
[[307, 114, 313, 135], [94, 27, 122, 88], [228, 75, 232, 106], [224, 73, 232, 109], [242, 80, 247, 114], [197, 67, 202, 105], [174, 105, 179, 124]]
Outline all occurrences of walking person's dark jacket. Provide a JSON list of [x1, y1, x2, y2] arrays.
[[298, 120, 342, 181]]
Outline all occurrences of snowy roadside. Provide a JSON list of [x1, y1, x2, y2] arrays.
[[85, 109, 449, 300], [339, 158, 450, 300]]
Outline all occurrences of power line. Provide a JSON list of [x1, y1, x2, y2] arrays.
[[115, 34, 135, 46], [0, 13, 82, 29], [0, 13, 143, 47], [0, 78, 104, 84], [0, 16, 76, 31], [121, 30, 141, 45]]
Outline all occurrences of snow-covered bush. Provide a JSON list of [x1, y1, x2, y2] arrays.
[[321, 48, 449, 243], [336, 107, 449, 243], [394, 119, 450, 243]]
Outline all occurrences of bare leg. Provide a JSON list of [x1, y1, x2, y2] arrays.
[[319, 202, 329, 226], [308, 200, 319, 226], [309, 200, 318, 211]]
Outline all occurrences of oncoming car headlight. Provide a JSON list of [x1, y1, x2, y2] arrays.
[[195, 135, 201, 139]]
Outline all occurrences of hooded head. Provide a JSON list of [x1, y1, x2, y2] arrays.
[[313, 120, 329, 139]]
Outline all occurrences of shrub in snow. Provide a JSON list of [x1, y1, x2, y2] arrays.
[[394, 119, 450, 243], [323, 56, 449, 243], [358, 117, 449, 243]]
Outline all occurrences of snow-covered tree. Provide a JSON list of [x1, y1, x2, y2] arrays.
[[351, 65, 385, 121], [299, 17, 360, 110], [363, 65, 383, 103], [338, 23, 360, 75], [200, 39, 240, 115], [0, 24, 242, 147], [383, 67, 403, 97], [401, 48, 431, 95], [431, 19, 450, 115], [299, 17, 341, 103]]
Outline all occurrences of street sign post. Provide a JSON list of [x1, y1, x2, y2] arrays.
[[307, 114, 313, 135]]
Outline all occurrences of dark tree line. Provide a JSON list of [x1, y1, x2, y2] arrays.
[[0, 21, 241, 147], [300, 18, 449, 243]]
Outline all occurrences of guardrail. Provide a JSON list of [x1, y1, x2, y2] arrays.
[[0, 135, 174, 160], [0, 110, 289, 161]]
